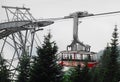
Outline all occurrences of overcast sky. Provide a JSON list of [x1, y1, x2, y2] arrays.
[[1, 0, 120, 53]]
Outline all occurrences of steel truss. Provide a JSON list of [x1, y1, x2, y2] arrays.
[[0, 6, 54, 80]]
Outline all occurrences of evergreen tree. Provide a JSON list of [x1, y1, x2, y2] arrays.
[[62, 67, 75, 82], [71, 65, 81, 82], [81, 63, 91, 82], [29, 33, 63, 82], [65, 64, 90, 82], [63, 65, 81, 82], [99, 26, 120, 82], [17, 54, 30, 82], [90, 67, 101, 82], [98, 45, 111, 82], [100, 45, 111, 68], [0, 57, 10, 82], [108, 26, 119, 82]]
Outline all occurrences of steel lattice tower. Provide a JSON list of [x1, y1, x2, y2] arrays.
[[0, 6, 54, 79]]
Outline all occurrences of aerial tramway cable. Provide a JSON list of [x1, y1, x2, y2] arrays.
[[39, 11, 120, 21]]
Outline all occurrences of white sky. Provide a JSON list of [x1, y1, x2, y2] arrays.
[[1, 0, 120, 53]]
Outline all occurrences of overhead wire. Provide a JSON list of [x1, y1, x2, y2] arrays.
[[39, 11, 120, 22]]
